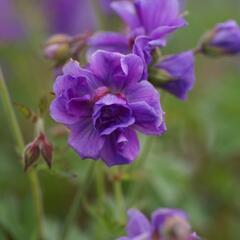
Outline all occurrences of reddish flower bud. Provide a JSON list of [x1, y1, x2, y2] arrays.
[[23, 132, 53, 171], [39, 133, 53, 169], [24, 141, 40, 171]]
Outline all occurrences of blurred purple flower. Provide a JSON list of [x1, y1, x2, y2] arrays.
[[50, 51, 166, 166], [154, 51, 195, 100], [200, 20, 240, 56], [0, 0, 25, 41], [43, 0, 97, 35], [99, 0, 115, 14], [111, 0, 186, 39], [118, 208, 200, 240], [88, 0, 187, 78]]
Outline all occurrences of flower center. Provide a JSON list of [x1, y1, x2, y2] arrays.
[[92, 94, 135, 136]]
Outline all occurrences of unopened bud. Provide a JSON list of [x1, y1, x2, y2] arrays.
[[44, 34, 71, 61], [23, 132, 53, 171], [199, 20, 240, 57], [39, 133, 53, 168], [24, 141, 40, 171]]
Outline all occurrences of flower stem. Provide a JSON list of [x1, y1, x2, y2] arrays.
[[61, 163, 95, 240], [95, 162, 106, 209], [0, 67, 44, 239], [113, 168, 126, 225]]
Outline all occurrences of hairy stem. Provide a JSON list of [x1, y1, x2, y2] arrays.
[[61, 163, 95, 240], [0, 67, 44, 239], [113, 168, 126, 225], [95, 162, 106, 209]]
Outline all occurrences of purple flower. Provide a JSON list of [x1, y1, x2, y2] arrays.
[[50, 51, 166, 166], [42, 0, 97, 35], [111, 0, 186, 38], [113, 0, 186, 57], [0, 0, 25, 41], [200, 20, 240, 56], [154, 51, 195, 100], [88, 0, 187, 79], [118, 208, 200, 240]]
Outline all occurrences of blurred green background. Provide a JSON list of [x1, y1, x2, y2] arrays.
[[0, 0, 240, 239]]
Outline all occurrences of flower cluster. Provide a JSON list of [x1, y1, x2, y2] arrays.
[[118, 208, 200, 240], [49, 0, 240, 167], [88, 0, 195, 100], [49, 0, 194, 166]]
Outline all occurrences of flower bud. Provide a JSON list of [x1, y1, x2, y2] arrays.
[[44, 34, 71, 61], [39, 133, 53, 168], [23, 132, 53, 171], [152, 51, 195, 100], [24, 141, 40, 171], [199, 20, 240, 56]]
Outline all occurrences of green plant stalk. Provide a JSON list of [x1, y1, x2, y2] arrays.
[[113, 168, 126, 225], [61, 163, 95, 240], [95, 162, 106, 209], [0, 67, 44, 239], [91, 0, 105, 29]]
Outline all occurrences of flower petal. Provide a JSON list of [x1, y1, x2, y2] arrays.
[[111, 1, 140, 29], [87, 31, 130, 56], [126, 209, 152, 238], [130, 101, 166, 135], [90, 50, 122, 83], [151, 208, 188, 232], [50, 97, 82, 125], [120, 54, 144, 87], [126, 81, 166, 135], [135, 0, 182, 34], [100, 128, 140, 167], [68, 118, 104, 159]]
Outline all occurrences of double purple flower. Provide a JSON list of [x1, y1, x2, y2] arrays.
[[89, 0, 187, 66], [118, 208, 200, 240], [88, 0, 195, 100], [50, 50, 166, 166]]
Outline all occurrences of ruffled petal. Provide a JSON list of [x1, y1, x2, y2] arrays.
[[111, 1, 140, 29], [87, 31, 130, 56], [126, 209, 152, 238], [120, 53, 144, 87], [134, 0, 182, 34], [90, 50, 122, 84], [130, 101, 166, 135], [68, 118, 104, 159], [125, 80, 166, 135], [54, 60, 99, 95], [151, 208, 188, 232], [50, 97, 82, 125], [100, 128, 140, 167]]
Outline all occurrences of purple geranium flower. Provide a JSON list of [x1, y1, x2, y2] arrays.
[[42, 0, 97, 35], [50, 50, 166, 166], [200, 20, 240, 56], [0, 0, 25, 41], [88, 0, 187, 78], [154, 51, 195, 100], [118, 208, 200, 240]]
